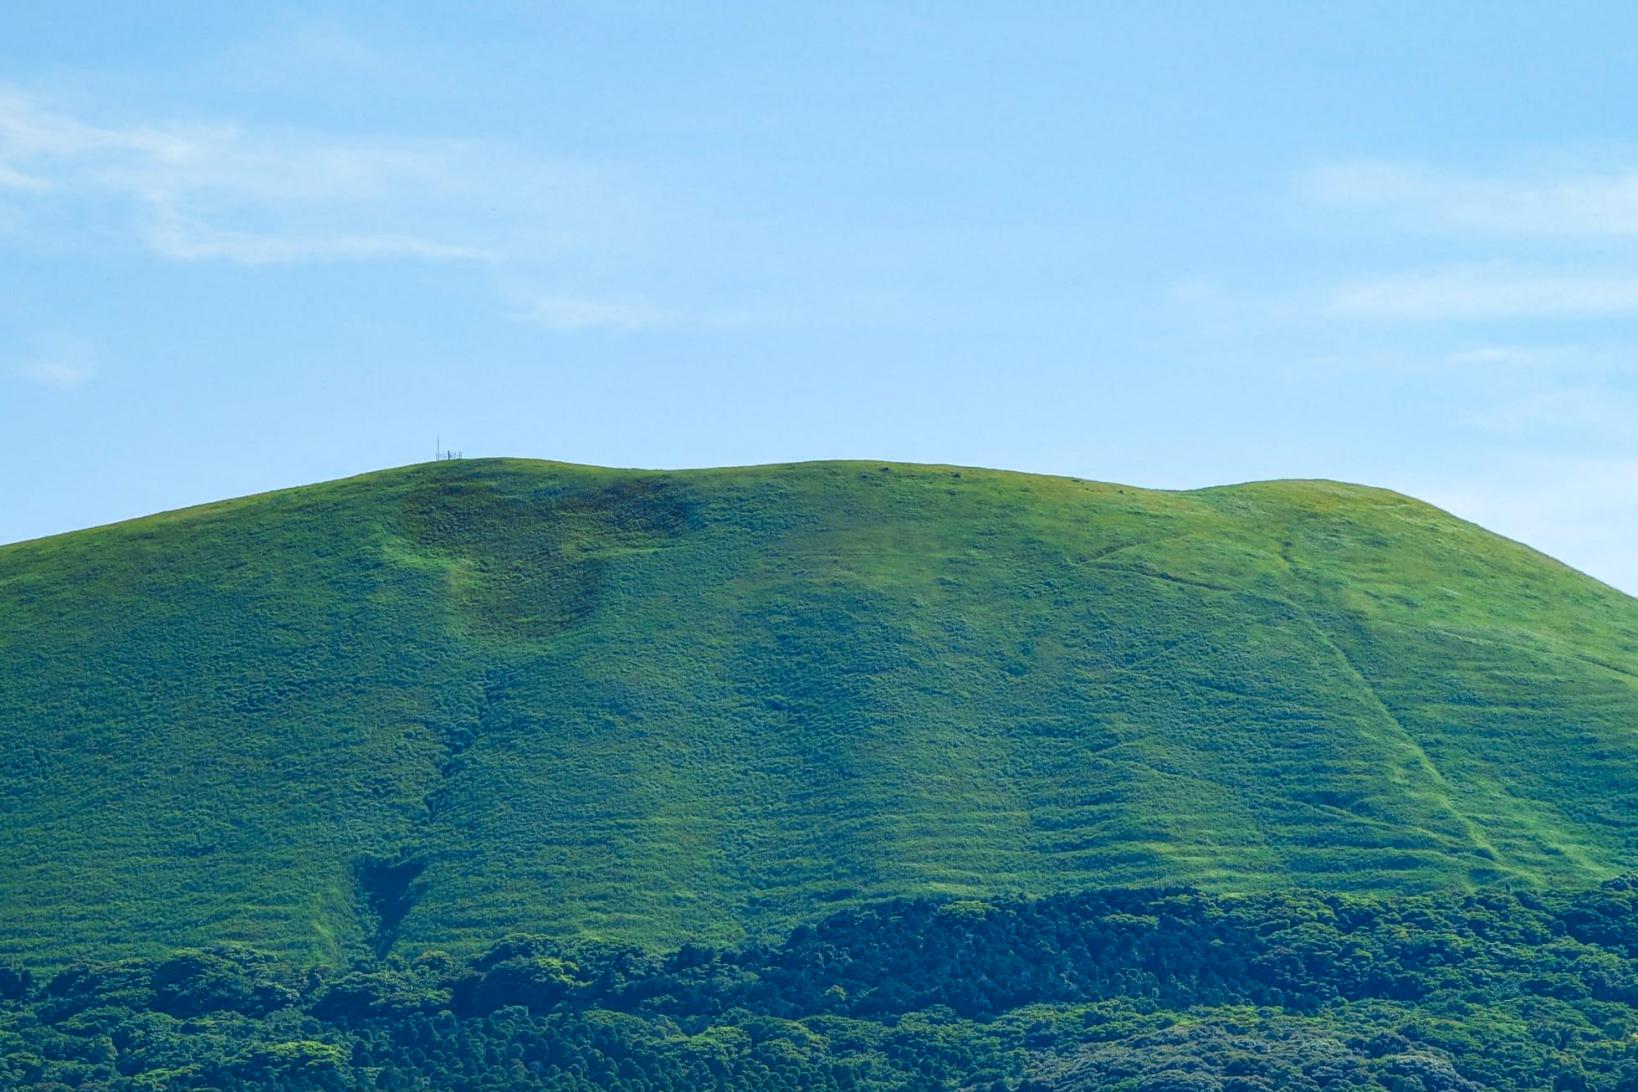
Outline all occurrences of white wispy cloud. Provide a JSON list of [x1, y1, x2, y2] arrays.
[[1443, 346, 1539, 367], [0, 161, 45, 190], [1325, 267, 1638, 321], [1465, 385, 1638, 436], [221, 19, 385, 78], [11, 334, 94, 389], [516, 297, 675, 332], [143, 207, 490, 265], [20, 360, 91, 388], [513, 295, 749, 332], [0, 87, 564, 265], [1303, 160, 1638, 238], [1302, 160, 1638, 324], [0, 86, 737, 336]]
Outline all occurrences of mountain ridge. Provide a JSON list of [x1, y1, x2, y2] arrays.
[[15, 457, 1622, 598], [2, 458, 1635, 968]]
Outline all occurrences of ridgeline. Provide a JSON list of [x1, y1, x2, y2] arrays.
[[2, 459, 1635, 968]]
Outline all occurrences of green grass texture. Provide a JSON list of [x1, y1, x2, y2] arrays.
[[2, 458, 1635, 968]]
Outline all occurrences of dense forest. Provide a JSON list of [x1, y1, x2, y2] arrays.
[[6, 879, 1638, 1090]]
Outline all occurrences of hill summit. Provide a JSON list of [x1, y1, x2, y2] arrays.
[[2, 459, 1635, 967]]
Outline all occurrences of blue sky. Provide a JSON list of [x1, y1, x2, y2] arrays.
[[3, 3, 1636, 594]]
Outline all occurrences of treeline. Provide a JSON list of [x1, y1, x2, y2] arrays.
[[5, 879, 1638, 1089]]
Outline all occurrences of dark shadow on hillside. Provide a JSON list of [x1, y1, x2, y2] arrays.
[[355, 856, 427, 959]]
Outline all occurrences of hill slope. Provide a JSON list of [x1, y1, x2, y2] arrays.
[[1, 459, 1635, 967]]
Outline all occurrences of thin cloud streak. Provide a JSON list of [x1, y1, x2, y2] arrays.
[[144, 207, 493, 265], [19, 360, 92, 388], [518, 297, 676, 332], [1326, 268, 1638, 320], [513, 295, 751, 333], [1304, 160, 1638, 238], [1443, 346, 1538, 366], [10, 335, 95, 389], [1465, 386, 1638, 437]]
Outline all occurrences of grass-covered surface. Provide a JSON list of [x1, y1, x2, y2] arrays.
[[5, 881, 1638, 1089], [2, 458, 1636, 969]]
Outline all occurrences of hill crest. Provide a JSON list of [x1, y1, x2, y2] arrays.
[[2, 458, 1635, 967]]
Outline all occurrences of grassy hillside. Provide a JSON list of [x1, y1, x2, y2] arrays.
[[1, 458, 1635, 968]]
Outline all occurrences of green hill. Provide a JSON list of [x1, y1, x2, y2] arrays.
[[2, 458, 1635, 969]]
